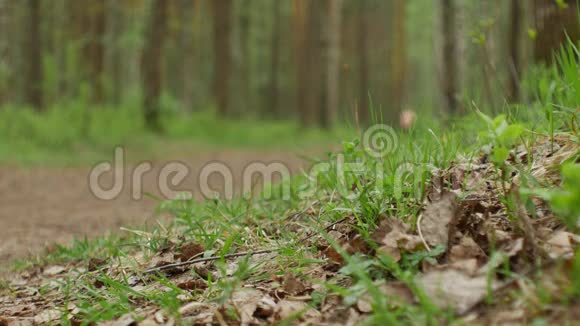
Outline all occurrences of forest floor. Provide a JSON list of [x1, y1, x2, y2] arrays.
[[0, 148, 315, 263], [1, 118, 577, 325]]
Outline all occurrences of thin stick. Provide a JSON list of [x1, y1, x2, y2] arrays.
[[142, 215, 349, 274], [143, 249, 277, 274], [417, 213, 431, 252]]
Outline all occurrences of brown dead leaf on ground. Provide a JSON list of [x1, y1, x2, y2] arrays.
[[416, 268, 497, 314], [544, 230, 578, 259], [282, 272, 308, 296], [42, 265, 66, 276], [272, 300, 321, 324], [449, 236, 487, 264], [356, 281, 415, 313], [372, 217, 423, 262], [419, 191, 458, 248], [176, 242, 204, 261], [176, 279, 207, 291], [231, 288, 264, 325]]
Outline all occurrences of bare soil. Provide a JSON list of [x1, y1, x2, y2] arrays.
[[0, 149, 311, 262]]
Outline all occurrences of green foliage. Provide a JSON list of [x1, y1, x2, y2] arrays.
[[529, 163, 580, 230], [0, 99, 353, 164]]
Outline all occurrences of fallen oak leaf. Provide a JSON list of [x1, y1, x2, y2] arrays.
[[231, 288, 264, 325], [42, 265, 66, 276], [176, 279, 207, 291], [271, 300, 321, 323], [372, 217, 424, 262], [419, 191, 458, 248], [356, 281, 415, 313], [449, 236, 486, 264], [416, 268, 498, 314], [282, 272, 308, 296], [176, 242, 204, 261]]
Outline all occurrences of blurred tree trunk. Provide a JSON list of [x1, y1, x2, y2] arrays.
[[268, 0, 281, 117], [357, 0, 369, 126], [533, 0, 580, 64], [293, 0, 320, 127], [304, 0, 324, 127], [322, 0, 343, 129], [86, 0, 106, 104], [293, 0, 307, 125], [179, 0, 195, 112], [0, 0, 9, 105], [507, 0, 522, 102], [212, 0, 232, 116], [440, 0, 458, 114], [389, 0, 406, 121], [142, 0, 168, 132], [239, 0, 252, 116], [24, 0, 43, 111], [108, 0, 124, 106]]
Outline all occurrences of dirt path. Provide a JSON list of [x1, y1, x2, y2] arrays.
[[0, 149, 313, 263]]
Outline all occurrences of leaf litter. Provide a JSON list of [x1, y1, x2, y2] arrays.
[[0, 133, 578, 325]]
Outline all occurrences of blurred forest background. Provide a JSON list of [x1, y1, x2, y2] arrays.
[[0, 0, 578, 160]]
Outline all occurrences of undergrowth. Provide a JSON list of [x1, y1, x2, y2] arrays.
[[1, 44, 578, 325]]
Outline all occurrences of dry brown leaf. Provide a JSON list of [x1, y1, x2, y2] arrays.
[[323, 246, 344, 265], [272, 300, 320, 323], [449, 236, 486, 263], [232, 288, 263, 325], [420, 191, 458, 247], [176, 279, 207, 291], [42, 265, 66, 276], [416, 268, 497, 314], [357, 281, 415, 313], [283, 272, 308, 296], [254, 296, 277, 319], [449, 258, 479, 275], [176, 242, 204, 261], [372, 217, 423, 262], [356, 296, 373, 313], [544, 231, 576, 259]]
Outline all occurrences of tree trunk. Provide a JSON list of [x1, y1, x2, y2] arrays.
[[357, 0, 369, 126], [180, 0, 195, 112], [239, 0, 252, 116], [89, 0, 105, 104], [322, 0, 343, 129], [24, 0, 43, 111], [293, 0, 308, 126], [211, 0, 233, 117], [533, 0, 580, 64], [507, 0, 521, 102], [440, 0, 458, 114], [142, 0, 168, 132], [293, 0, 321, 127], [389, 0, 406, 121], [108, 0, 124, 106], [304, 0, 324, 127], [0, 0, 10, 105], [268, 0, 281, 117]]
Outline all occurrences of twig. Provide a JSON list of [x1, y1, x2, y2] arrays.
[[417, 213, 431, 252], [142, 214, 349, 274], [143, 249, 277, 274]]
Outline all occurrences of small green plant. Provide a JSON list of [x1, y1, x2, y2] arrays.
[[528, 163, 580, 230]]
